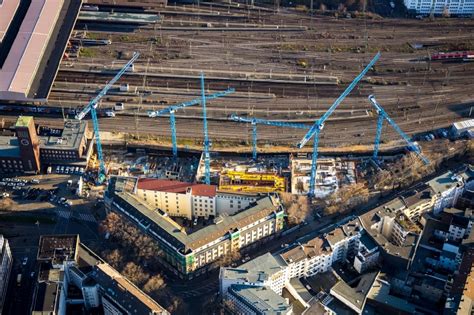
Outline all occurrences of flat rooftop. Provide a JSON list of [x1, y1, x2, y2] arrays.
[[15, 115, 33, 127], [0, 136, 19, 158], [39, 119, 87, 151], [221, 253, 288, 283], [0, 0, 82, 101], [32, 282, 60, 314], [229, 284, 292, 314], [37, 234, 79, 262]]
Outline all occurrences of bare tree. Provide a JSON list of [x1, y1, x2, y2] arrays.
[[122, 262, 148, 286], [0, 198, 13, 211], [286, 195, 312, 225], [105, 249, 123, 270], [143, 274, 165, 294], [325, 182, 369, 215], [216, 250, 241, 267]]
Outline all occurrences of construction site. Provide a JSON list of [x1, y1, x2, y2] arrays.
[[0, 0, 472, 194]]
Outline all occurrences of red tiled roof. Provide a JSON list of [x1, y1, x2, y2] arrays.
[[137, 178, 216, 197], [190, 184, 217, 198]]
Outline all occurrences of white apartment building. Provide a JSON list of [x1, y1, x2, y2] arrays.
[[403, 0, 474, 15], [219, 253, 289, 296], [279, 219, 362, 279], [136, 178, 258, 219], [280, 237, 334, 279], [353, 233, 380, 274], [0, 235, 12, 314], [427, 170, 470, 215], [326, 220, 362, 263]]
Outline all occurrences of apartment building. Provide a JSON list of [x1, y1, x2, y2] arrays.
[[107, 177, 285, 279], [278, 219, 362, 280], [280, 237, 333, 279], [400, 186, 435, 222], [403, 0, 474, 15], [359, 198, 421, 270], [0, 235, 12, 314], [136, 178, 258, 219], [354, 233, 380, 274], [427, 168, 472, 214], [326, 219, 362, 263]]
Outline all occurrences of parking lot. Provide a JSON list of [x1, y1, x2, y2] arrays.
[[0, 173, 107, 313]]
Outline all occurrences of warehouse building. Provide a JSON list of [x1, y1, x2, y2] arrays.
[[106, 176, 285, 279], [451, 119, 474, 139], [0, 116, 91, 174]]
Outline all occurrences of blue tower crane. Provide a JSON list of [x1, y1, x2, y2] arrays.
[[296, 52, 381, 197], [200, 73, 213, 185], [230, 114, 310, 160], [147, 88, 235, 159], [368, 95, 429, 164], [75, 52, 140, 183]]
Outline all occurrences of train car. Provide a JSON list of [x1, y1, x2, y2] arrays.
[[82, 4, 99, 11], [431, 51, 474, 62]]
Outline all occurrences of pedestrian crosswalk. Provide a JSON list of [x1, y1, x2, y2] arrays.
[[76, 213, 96, 223], [57, 210, 72, 219], [55, 210, 96, 223]]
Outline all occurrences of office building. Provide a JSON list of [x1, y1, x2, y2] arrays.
[[106, 176, 285, 279], [220, 253, 292, 314], [0, 116, 90, 174], [136, 178, 259, 219], [0, 235, 12, 314]]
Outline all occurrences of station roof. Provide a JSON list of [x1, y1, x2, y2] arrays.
[[0, 0, 65, 99], [0, 0, 82, 101], [0, 0, 21, 42]]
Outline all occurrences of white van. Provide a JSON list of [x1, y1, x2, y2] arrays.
[[114, 102, 125, 111]]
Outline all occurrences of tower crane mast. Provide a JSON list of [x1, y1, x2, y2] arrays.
[[230, 114, 310, 160], [297, 52, 381, 196], [75, 52, 140, 183], [368, 95, 429, 164], [147, 88, 235, 159]]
